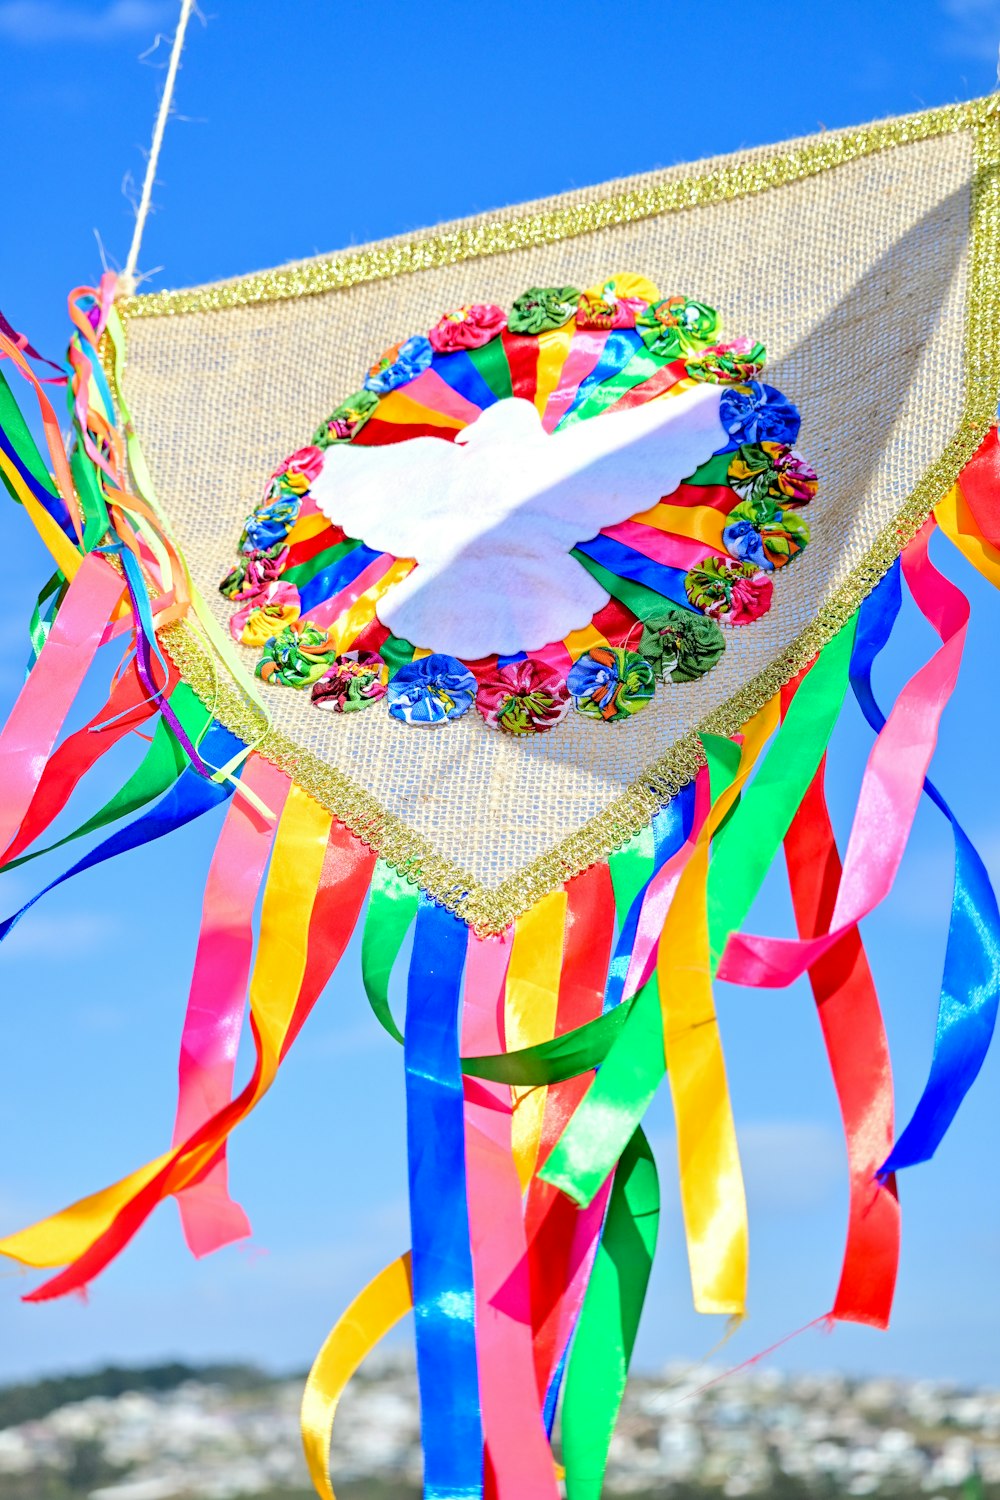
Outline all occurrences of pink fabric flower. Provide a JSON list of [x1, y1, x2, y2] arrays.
[[428, 303, 507, 352], [230, 580, 301, 643], [281, 445, 324, 484], [475, 658, 570, 734], [726, 571, 773, 624]]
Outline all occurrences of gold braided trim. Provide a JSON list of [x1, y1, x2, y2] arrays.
[[120, 96, 998, 320], [123, 98, 1000, 934]]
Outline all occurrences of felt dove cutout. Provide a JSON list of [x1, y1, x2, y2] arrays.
[[310, 385, 729, 659]]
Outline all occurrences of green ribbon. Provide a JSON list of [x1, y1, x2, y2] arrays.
[[0, 683, 211, 873], [572, 550, 676, 620], [0, 370, 59, 502], [360, 861, 420, 1044], [467, 338, 513, 400], [540, 614, 858, 1206], [560, 1127, 660, 1500]]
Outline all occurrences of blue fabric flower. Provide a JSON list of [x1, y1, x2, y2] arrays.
[[722, 517, 774, 571], [719, 381, 801, 447], [240, 496, 300, 554], [567, 646, 655, 721], [364, 334, 434, 395], [387, 653, 478, 725]]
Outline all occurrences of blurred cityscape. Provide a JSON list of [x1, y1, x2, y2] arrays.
[[0, 1352, 997, 1499]]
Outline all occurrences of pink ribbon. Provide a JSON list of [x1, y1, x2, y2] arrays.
[[542, 329, 608, 432], [171, 756, 291, 1256], [302, 552, 395, 630], [405, 368, 484, 426], [719, 519, 967, 988], [462, 929, 559, 1500], [0, 551, 123, 861], [603, 518, 727, 571]]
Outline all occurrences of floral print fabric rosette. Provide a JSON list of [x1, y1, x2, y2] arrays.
[[220, 273, 819, 734]]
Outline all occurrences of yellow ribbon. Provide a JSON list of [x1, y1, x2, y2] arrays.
[[533, 323, 576, 417], [329, 558, 414, 653], [0, 784, 331, 1271], [301, 1253, 414, 1500], [657, 696, 780, 1315], [373, 389, 463, 430], [504, 889, 568, 1188], [0, 449, 83, 581], [935, 481, 1000, 590], [562, 622, 610, 658], [630, 500, 726, 551]]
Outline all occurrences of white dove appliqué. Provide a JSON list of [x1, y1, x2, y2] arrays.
[[310, 384, 729, 660]]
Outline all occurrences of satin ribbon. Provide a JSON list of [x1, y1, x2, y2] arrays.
[[0, 552, 122, 858], [369, 387, 464, 431], [505, 890, 569, 1189], [463, 930, 558, 1500], [0, 654, 171, 866], [718, 520, 970, 990], [405, 368, 483, 425], [533, 324, 577, 419], [849, 560, 1000, 1176], [360, 860, 420, 1044], [467, 337, 514, 401], [953, 426, 1000, 547], [1, 684, 210, 875], [405, 896, 484, 1500], [541, 703, 778, 1317], [0, 794, 374, 1299], [603, 519, 726, 572], [625, 500, 727, 549], [171, 756, 292, 1256], [301, 1252, 414, 1500], [565, 346, 674, 425], [431, 347, 501, 412], [303, 553, 394, 629], [524, 866, 616, 1405], [298, 544, 381, 615], [284, 537, 359, 589], [556, 331, 643, 429], [783, 744, 900, 1327], [560, 1128, 660, 1500], [936, 477, 1000, 590], [574, 535, 691, 611], [543, 329, 608, 433], [501, 328, 540, 402]]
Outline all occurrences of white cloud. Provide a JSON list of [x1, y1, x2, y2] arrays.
[[0, 1, 170, 43]]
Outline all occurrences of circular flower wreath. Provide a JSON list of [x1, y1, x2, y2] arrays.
[[220, 274, 819, 734]]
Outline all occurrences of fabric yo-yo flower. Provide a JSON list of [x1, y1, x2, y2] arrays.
[[311, 650, 389, 713], [636, 296, 720, 357], [277, 445, 324, 493], [387, 654, 478, 726], [567, 646, 655, 722], [428, 303, 507, 352], [687, 339, 767, 385], [255, 620, 337, 687], [728, 441, 818, 509], [685, 556, 773, 625], [576, 279, 649, 330], [313, 389, 380, 447], [720, 382, 801, 447], [219, 543, 288, 600], [507, 286, 580, 335], [724, 499, 810, 570], [231, 583, 302, 646], [364, 334, 434, 394], [637, 603, 726, 683], [475, 659, 570, 734], [240, 495, 300, 554]]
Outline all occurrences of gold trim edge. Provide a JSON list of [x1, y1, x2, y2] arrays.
[[129, 99, 1000, 934]]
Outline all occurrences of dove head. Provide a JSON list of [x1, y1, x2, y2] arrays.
[[310, 383, 728, 661]]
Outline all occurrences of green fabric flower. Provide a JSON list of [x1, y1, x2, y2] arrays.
[[507, 286, 580, 335], [636, 296, 719, 357], [638, 603, 726, 683], [313, 389, 380, 448]]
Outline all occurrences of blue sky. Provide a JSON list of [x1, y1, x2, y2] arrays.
[[0, 0, 999, 1389]]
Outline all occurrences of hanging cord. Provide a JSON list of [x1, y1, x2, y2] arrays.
[[118, 0, 196, 296]]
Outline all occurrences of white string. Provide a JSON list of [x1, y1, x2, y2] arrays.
[[119, 0, 196, 295]]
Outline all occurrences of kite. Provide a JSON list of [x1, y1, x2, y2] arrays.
[[0, 66, 998, 1500]]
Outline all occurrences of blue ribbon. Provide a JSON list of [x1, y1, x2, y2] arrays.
[[0, 721, 240, 945], [298, 543, 380, 614], [557, 330, 643, 428], [603, 782, 696, 1014], [405, 896, 484, 1500], [431, 349, 499, 413], [851, 561, 1000, 1172], [574, 533, 691, 611]]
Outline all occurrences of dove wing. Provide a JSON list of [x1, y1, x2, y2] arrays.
[[533, 383, 728, 548], [310, 431, 461, 561]]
